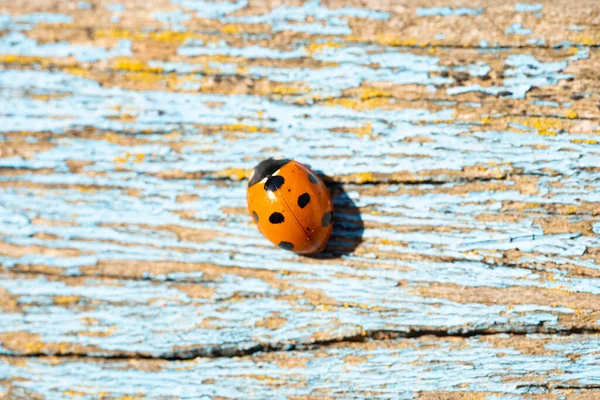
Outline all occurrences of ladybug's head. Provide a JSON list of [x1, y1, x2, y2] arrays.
[[248, 158, 290, 187]]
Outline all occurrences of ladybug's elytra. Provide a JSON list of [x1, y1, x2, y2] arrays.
[[247, 158, 334, 254]]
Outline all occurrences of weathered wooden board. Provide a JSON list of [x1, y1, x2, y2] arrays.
[[1, 0, 600, 398], [2, 334, 600, 399]]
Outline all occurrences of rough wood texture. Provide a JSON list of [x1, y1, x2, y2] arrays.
[[1, 0, 600, 398]]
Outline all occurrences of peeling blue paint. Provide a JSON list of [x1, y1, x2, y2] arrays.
[[1, 335, 599, 398], [15, 12, 73, 24], [526, 38, 546, 46], [0, 12, 74, 31], [0, 3, 599, 394], [530, 100, 559, 107], [153, 9, 192, 32], [173, 0, 248, 19], [417, 7, 483, 17], [106, 4, 126, 12], [448, 53, 573, 98], [505, 23, 532, 35], [0, 31, 132, 62], [515, 3, 543, 13], [221, 0, 390, 36]]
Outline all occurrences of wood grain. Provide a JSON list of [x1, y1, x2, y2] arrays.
[[1, 0, 600, 398], [2, 335, 600, 398]]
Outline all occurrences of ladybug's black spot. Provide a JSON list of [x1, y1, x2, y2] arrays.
[[264, 175, 285, 192], [321, 211, 334, 227], [248, 158, 290, 187], [278, 241, 294, 251], [269, 212, 284, 224], [252, 211, 259, 223], [297, 193, 310, 208], [308, 174, 318, 184]]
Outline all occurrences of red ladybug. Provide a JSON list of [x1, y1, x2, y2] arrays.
[[247, 158, 334, 254]]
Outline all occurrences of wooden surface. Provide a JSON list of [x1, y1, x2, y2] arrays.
[[1, 0, 600, 398]]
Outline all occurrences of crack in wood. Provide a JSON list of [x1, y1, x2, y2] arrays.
[[5, 326, 600, 361]]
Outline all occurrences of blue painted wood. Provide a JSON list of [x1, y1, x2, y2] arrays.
[[2, 334, 600, 398], [1, 0, 600, 396]]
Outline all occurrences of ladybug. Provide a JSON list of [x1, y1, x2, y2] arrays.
[[247, 158, 334, 254]]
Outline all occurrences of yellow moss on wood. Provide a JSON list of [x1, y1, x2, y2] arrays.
[[349, 172, 375, 184], [215, 168, 250, 181], [53, 296, 81, 305], [571, 138, 598, 145], [112, 58, 164, 73], [511, 116, 564, 136]]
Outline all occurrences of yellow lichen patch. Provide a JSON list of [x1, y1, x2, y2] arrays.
[[564, 109, 579, 119], [0, 54, 49, 66], [561, 206, 578, 215], [482, 116, 490, 124], [81, 317, 100, 325], [198, 54, 237, 64], [349, 172, 375, 184], [571, 138, 598, 145], [379, 35, 418, 46], [95, 28, 146, 40], [119, 71, 178, 86], [360, 88, 391, 101], [24, 340, 44, 353], [96, 28, 199, 44], [348, 122, 373, 138], [77, 325, 118, 337], [26, 93, 72, 101], [104, 132, 122, 143], [107, 113, 138, 122], [263, 84, 307, 97], [308, 42, 343, 56], [574, 34, 599, 46], [349, 34, 418, 47], [63, 66, 91, 79], [529, 144, 550, 150], [64, 390, 87, 397], [54, 296, 81, 305], [114, 152, 146, 163], [322, 96, 391, 111], [511, 116, 563, 136], [217, 124, 263, 133], [112, 58, 164, 73], [221, 24, 239, 34], [215, 168, 249, 181], [150, 30, 198, 43]]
